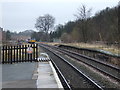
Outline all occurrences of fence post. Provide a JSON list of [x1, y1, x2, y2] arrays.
[[5, 46, 7, 63], [16, 46, 18, 63], [14, 46, 15, 63], [25, 45, 27, 62], [10, 46, 12, 64], [33, 44, 35, 61], [36, 44, 38, 61], [2, 46, 4, 64], [30, 44, 32, 62], [28, 44, 30, 62], [8, 46, 10, 63], [19, 45, 21, 62], [22, 45, 24, 62]]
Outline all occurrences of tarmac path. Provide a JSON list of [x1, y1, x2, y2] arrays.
[[2, 62, 38, 88]]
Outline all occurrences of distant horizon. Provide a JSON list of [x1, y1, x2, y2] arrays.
[[1, 0, 118, 32]]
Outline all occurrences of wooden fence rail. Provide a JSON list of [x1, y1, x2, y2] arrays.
[[2, 44, 38, 64]]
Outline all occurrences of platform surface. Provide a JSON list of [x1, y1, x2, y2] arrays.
[[37, 62, 59, 88], [2, 62, 37, 88]]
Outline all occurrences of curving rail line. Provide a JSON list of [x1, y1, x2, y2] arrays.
[[41, 44, 120, 82], [40, 44, 103, 89]]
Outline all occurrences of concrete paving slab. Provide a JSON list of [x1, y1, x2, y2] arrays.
[[37, 62, 58, 88]]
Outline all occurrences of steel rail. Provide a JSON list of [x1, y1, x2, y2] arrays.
[[50, 58, 72, 90], [41, 44, 120, 81], [59, 47, 120, 70], [45, 44, 120, 82], [56, 47, 120, 82], [40, 44, 103, 90]]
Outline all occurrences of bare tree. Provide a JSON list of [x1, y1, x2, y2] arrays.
[[35, 14, 55, 34], [74, 5, 92, 43], [35, 14, 55, 41], [118, 2, 120, 43], [74, 4, 92, 20]]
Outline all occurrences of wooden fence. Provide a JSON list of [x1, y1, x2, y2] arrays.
[[1, 44, 38, 64]]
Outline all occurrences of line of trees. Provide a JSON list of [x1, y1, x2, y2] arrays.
[[31, 4, 119, 46], [49, 4, 119, 45]]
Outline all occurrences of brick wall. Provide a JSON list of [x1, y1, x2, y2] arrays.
[[0, 27, 3, 43], [0, 27, 6, 44]]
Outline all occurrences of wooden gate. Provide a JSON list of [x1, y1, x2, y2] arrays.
[[1, 44, 38, 64]]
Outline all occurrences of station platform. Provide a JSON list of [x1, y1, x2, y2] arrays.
[[36, 61, 63, 88]]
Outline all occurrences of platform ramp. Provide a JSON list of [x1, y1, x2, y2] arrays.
[[37, 53, 50, 62]]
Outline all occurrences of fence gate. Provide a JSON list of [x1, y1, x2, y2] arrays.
[[1, 44, 38, 64]]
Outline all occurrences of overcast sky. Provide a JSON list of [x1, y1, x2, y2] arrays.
[[0, 0, 118, 32]]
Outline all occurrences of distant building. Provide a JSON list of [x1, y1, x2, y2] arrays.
[[0, 27, 6, 44], [11, 35, 31, 41], [0, 28, 2, 43], [53, 38, 61, 43]]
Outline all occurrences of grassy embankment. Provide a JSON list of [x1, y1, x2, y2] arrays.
[[47, 42, 120, 55]]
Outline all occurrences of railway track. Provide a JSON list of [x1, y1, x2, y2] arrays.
[[50, 58, 71, 89], [42, 44, 120, 82], [39, 44, 103, 89]]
